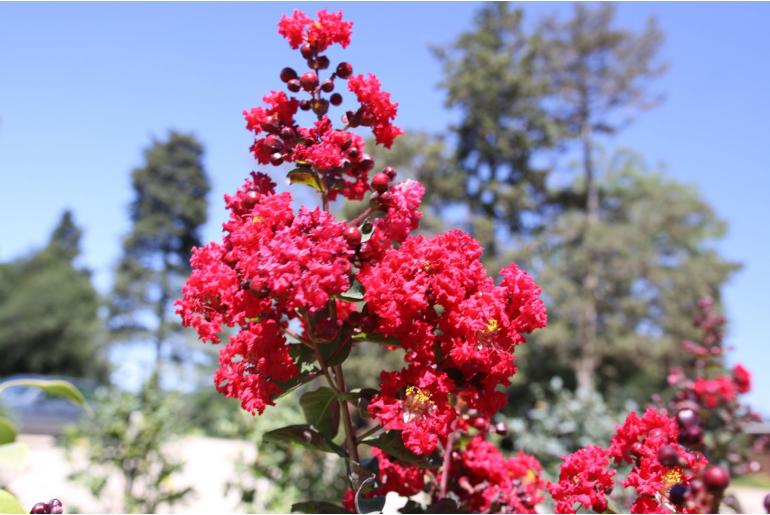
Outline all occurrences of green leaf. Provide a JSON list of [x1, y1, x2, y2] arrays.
[[0, 418, 16, 445], [337, 280, 364, 302], [0, 442, 29, 467], [352, 333, 400, 346], [274, 371, 319, 400], [321, 337, 352, 367], [263, 424, 347, 457], [292, 501, 348, 513], [0, 379, 88, 411], [0, 489, 25, 514], [300, 387, 340, 439], [287, 169, 324, 192], [362, 431, 440, 468]]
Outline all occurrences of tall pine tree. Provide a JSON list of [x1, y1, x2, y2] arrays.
[[110, 132, 210, 384], [433, 3, 556, 261], [537, 3, 667, 392]]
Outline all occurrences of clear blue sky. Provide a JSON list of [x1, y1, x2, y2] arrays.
[[1, 2, 768, 411]]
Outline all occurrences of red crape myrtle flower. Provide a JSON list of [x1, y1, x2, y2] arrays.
[[278, 9, 353, 51], [548, 445, 616, 514], [371, 448, 426, 497], [179, 8, 554, 513], [348, 74, 404, 148], [445, 436, 545, 514], [609, 408, 707, 514], [368, 366, 456, 455], [692, 376, 737, 408], [732, 363, 751, 394]]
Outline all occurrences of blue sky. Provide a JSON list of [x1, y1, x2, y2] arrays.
[[1, 2, 768, 412]]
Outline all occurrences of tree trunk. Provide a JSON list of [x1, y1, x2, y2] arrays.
[[154, 250, 171, 385], [576, 118, 599, 395]]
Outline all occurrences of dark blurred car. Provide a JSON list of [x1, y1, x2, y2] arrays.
[[0, 374, 95, 435]]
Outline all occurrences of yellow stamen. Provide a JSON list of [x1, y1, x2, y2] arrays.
[[662, 468, 683, 493], [485, 318, 499, 333], [402, 386, 434, 423]]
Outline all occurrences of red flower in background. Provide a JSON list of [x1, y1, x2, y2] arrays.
[[732, 364, 751, 394], [692, 376, 736, 408]]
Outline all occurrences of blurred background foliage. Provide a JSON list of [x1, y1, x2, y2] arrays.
[[0, 2, 758, 511]]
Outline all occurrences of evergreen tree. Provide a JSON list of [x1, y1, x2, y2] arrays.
[[537, 3, 667, 392], [433, 3, 556, 260], [510, 150, 739, 406], [110, 132, 210, 383], [0, 210, 104, 377]]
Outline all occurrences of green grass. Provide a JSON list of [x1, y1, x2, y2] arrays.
[[732, 472, 770, 489]]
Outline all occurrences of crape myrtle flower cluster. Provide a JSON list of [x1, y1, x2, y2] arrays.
[[177, 8, 548, 513], [549, 408, 731, 514], [176, 9, 748, 514], [658, 298, 762, 479]]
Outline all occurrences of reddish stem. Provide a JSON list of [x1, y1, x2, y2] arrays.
[[439, 430, 456, 499]]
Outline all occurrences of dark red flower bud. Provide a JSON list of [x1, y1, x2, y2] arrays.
[[359, 154, 375, 172], [300, 71, 319, 92], [677, 408, 699, 428], [361, 315, 378, 333], [347, 147, 359, 159], [280, 127, 295, 141], [330, 93, 343, 106], [681, 425, 704, 445], [259, 115, 280, 134], [494, 421, 508, 436], [316, 55, 330, 70], [314, 318, 340, 342], [382, 166, 397, 179], [300, 43, 314, 59], [371, 172, 390, 193], [669, 483, 688, 506], [343, 225, 362, 248], [287, 79, 301, 93], [30, 503, 50, 514], [703, 466, 730, 492], [321, 80, 334, 93], [280, 67, 297, 83], [763, 493, 770, 513], [270, 152, 284, 166], [312, 99, 329, 116], [263, 135, 284, 151], [299, 100, 311, 111], [378, 191, 392, 205], [690, 479, 704, 493], [658, 445, 680, 467], [336, 62, 353, 79]]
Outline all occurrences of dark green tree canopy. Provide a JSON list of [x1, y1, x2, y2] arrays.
[[0, 210, 104, 378], [511, 150, 739, 405], [434, 3, 556, 242]]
